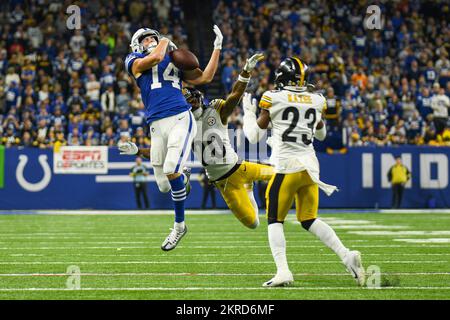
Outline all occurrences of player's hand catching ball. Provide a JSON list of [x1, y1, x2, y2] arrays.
[[242, 92, 258, 115], [118, 140, 138, 155], [160, 36, 177, 52], [243, 53, 265, 72], [213, 25, 223, 50]]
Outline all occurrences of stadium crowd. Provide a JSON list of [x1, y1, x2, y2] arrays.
[[0, 0, 186, 149], [215, 0, 450, 149], [0, 0, 449, 151]]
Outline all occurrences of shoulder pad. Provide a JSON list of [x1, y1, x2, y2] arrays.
[[209, 99, 226, 111], [124, 53, 145, 74]]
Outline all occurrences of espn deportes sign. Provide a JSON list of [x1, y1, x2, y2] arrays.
[[54, 146, 108, 174]]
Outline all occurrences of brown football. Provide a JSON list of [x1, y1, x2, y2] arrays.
[[169, 48, 199, 71]]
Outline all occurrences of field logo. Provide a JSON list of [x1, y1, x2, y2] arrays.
[[16, 154, 52, 192], [364, 5, 383, 30], [66, 5, 81, 30], [66, 265, 81, 290], [365, 265, 381, 289]]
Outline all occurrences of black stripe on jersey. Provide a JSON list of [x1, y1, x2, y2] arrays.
[[211, 161, 242, 183], [268, 173, 285, 224]]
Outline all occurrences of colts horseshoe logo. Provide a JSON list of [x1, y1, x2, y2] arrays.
[[16, 154, 52, 192]]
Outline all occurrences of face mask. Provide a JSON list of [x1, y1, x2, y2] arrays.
[[144, 42, 158, 54]]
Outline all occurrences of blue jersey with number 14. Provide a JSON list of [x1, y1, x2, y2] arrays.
[[125, 53, 190, 124]]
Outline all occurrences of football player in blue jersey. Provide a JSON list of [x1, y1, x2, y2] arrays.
[[123, 26, 223, 251]]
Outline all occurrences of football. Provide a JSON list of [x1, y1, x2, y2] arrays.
[[169, 48, 200, 71]]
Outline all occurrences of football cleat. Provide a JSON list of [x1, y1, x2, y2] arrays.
[[161, 226, 187, 251], [343, 250, 365, 286], [182, 167, 192, 196], [262, 270, 294, 287]]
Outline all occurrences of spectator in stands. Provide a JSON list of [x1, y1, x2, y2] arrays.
[[0, 0, 448, 152], [431, 87, 450, 134], [101, 85, 115, 114]]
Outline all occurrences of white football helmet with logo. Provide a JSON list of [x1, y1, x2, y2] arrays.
[[130, 28, 160, 54]]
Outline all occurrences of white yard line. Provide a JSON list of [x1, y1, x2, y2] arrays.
[[0, 240, 413, 244], [393, 238, 450, 243], [0, 210, 230, 216], [0, 244, 448, 250], [349, 231, 450, 236], [0, 260, 447, 265], [2, 209, 450, 215], [0, 272, 449, 277], [0, 286, 449, 291], [8, 253, 450, 257]]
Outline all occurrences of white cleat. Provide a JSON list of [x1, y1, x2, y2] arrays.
[[161, 226, 187, 251], [343, 250, 365, 286], [262, 271, 294, 287]]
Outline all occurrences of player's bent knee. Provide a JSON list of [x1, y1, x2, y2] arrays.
[[301, 218, 316, 230], [246, 219, 259, 229]]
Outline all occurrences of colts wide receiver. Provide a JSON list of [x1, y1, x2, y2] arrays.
[[120, 53, 274, 229]]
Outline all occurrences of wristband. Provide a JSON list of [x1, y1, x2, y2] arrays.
[[238, 75, 250, 83]]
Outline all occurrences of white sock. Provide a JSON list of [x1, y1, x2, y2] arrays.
[[268, 223, 290, 273], [308, 219, 349, 260], [247, 189, 259, 228], [174, 221, 185, 232]]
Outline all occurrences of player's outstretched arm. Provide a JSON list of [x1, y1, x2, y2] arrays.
[[131, 38, 170, 75], [242, 93, 270, 143], [219, 53, 265, 124], [183, 25, 222, 85]]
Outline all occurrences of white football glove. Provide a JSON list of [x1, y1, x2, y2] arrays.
[[242, 92, 258, 114], [213, 25, 223, 50], [168, 40, 178, 52], [160, 36, 177, 52], [243, 53, 265, 72], [118, 140, 138, 155]]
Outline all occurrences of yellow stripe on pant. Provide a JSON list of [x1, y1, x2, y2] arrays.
[[214, 161, 274, 228], [266, 170, 319, 223]]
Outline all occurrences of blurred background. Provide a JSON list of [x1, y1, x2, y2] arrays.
[[0, 0, 449, 210]]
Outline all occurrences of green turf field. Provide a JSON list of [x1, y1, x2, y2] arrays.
[[0, 212, 449, 300]]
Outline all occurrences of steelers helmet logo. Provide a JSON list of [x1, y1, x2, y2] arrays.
[[207, 117, 216, 126]]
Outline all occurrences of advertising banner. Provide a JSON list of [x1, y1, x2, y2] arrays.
[[53, 146, 108, 174]]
